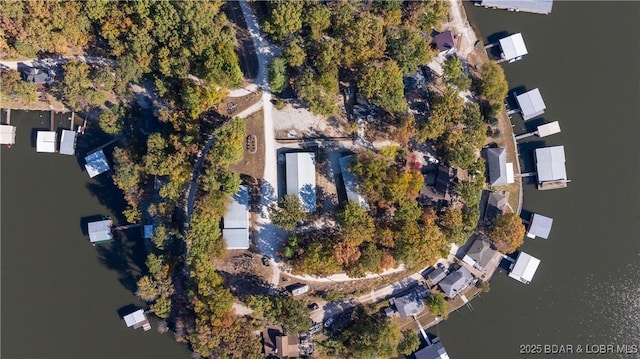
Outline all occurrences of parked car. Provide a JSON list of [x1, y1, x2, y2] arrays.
[[308, 303, 319, 310], [323, 318, 334, 328], [261, 257, 270, 266], [309, 322, 322, 334]]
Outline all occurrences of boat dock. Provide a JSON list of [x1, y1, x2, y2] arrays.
[[4, 109, 10, 125], [112, 223, 143, 232], [87, 136, 122, 154], [50, 111, 55, 131]]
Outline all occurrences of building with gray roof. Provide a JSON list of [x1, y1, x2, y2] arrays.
[[534, 146, 568, 188], [414, 341, 450, 359], [23, 67, 49, 84], [88, 219, 113, 244], [433, 31, 456, 54], [479, 0, 553, 15], [59, 129, 77, 155], [438, 266, 474, 298], [485, 191, 507, 220], [463, 235, 497, 271], [527, 213, 553, 239], [425, 267, 447, 286], [391, 290, 426, 317], [485, 147, 514, 186]]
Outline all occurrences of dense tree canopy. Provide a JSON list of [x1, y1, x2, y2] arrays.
[[338, 307, 402, 359], [480, 61, 509, 111], [490, 213, 525, 253], [270, 195, 307, 231]]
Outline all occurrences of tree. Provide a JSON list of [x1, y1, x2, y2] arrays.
[[440, 206, 465, 244], [386, 26, 434, 75], [304, 3, 330, 40], [293, 241, 341, 276], [295, 68, 337, 115], [283, 38, 306, 68], [426, 291, 448, 318], [398, 330, 421, 355], [417, 87, 464, 141], [263, 0, 304, 41], [268, 57, 288, 93], [443, 56, 471, 90], [337, 202, 374, 246], [480, 61, 509, 111], [12, 81, 38, 105], [490, 213, 525, 253], [357, 60, 407, 113], [340, 308, 402, 359], [262, 295, 311, 334], [61, 59, 93, 110], [98, 106, 124, 135], [270, 195, 306, 230]]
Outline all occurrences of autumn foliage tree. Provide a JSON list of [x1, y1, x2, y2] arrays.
[[270, 195, 306, 231], [490, 213, 526, 253]]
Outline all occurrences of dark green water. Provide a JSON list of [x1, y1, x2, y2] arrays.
[[1, 111, 190, 359], [433, 2, 640, 358]]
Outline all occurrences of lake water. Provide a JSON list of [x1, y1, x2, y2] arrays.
[[0, 110, 190, 359], [433, 2, 640, 358]]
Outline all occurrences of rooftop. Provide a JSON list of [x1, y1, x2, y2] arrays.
[[527, 213, 553, 239], [425, 267, 447, 285], [480, 0, 553, 15], [499, 33, 528, 61], [84, 150, 110, 178], [537, 121, 561, 138], [392, 290, 426, 317], [433, 31, 456, 53], [438, 266, 473, 298], [339, 155, 370, 210], [123, 309, 151, 331], [59, 129, 77, 156], [486, 147, 514, 186], [516, 88, 546, 120], [36, 131, 57, 153], [275, 334, 299, 358], [509, 251, 541, 284], [414, 341, 450, 359], [88, 219, 113, 244], [535, 146, 567, 183], [285, 152, 316, 212], [464, 235, 497, 270], [0, 125, 16, 145]]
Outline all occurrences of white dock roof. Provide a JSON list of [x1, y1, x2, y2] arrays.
[[59, 130, 77, 155], [36, 131, 57, 153], [88, 219, 113, 243], [516, 88, 546, 120], [537, 121, 561, 137], [339, 155, 370, 210], [84, 150, 110, 178], [535, 146, 567, 183], [499, 33, 528, 61], [480, 0, 553, 15], [0, 125, 16, 145], [123, 309, 146, 327], [508, 251, 540, 284], [527, 213, 553, 239], [285, 152, 316, 212]]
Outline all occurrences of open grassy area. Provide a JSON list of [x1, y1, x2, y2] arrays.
[[228, 110, 265, 179]]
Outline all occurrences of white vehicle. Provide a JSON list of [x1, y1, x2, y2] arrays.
[[323, 318, 334, 328]]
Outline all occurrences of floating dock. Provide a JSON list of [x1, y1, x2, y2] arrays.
[[476, 0, 553, 15]]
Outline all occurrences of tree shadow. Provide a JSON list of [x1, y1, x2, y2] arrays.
[[218, 271, 274, 300], [517, 140, 547, 185], [95, 231, 145, 294]]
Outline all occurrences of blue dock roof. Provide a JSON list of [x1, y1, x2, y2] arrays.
[[84, 150, 110, 178]]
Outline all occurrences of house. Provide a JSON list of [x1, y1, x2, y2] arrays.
[[123, 309, 151, 331], [434, 165, 453, 201], [414, 340, 450, 359], [222, 185, 250, 250], [499, 33, 528, 63], [22, 67, 49, 84], [478, 0, 553, 15], [462, 235, 497, 271], [36, 131, 57, 153], [485, 147, 514, 186], [390, 290, 426, 317], [438, 266, 473, 298], [433, 31, 456, 54], [285, 152, 316, 212], [424, 267, 447, 286], [275, 334, 299, 358], [485, 191, 507, 220], [0, 125, 16, 145], [84, 150, 110, 178], [534, 146, 568, 189], [88, 219, 113, 244], [516, 88, 546, 120], [339, 155, 370, 210], [508, 251, 541, 284], [59, 129, 77, 155], [527, 213, 553, 239]]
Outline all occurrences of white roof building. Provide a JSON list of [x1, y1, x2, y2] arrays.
[[499, 33, 528, 62], [36, 131, 57, 153], [516, 88, 546, 120], [0, 125, 16, 145], [479, 0, 553, 15], [84, 150, 110, 178], [537, 121, 561, 137], [535, 146, 567, 184], [223, 185, 250, 249], [339, 155, 370, 210], [508, 251, 541, 284], [123, 309, 151, 331], [527, 213, 553, 239], [285, 152, 316, 212], [59, 129, 77, 155], [88, 219, 113, 244]]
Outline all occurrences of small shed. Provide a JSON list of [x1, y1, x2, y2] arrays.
[[535, 146, 567, 184], [88, 219, 113, 244], [0, 125, 16, 145], [527, 213, 553, 239], [425, 267, 447, 286], [84, 150, 110, 178], [59, 129, 77, 155], [36, 131, 57, 153], [123, 309, 151, 331], [499, 33, 528, 62], [433, 31, 456, 54], [143, 224, 154, 239], [516, 88, 546, 120], [508, 251, 541, 284]]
